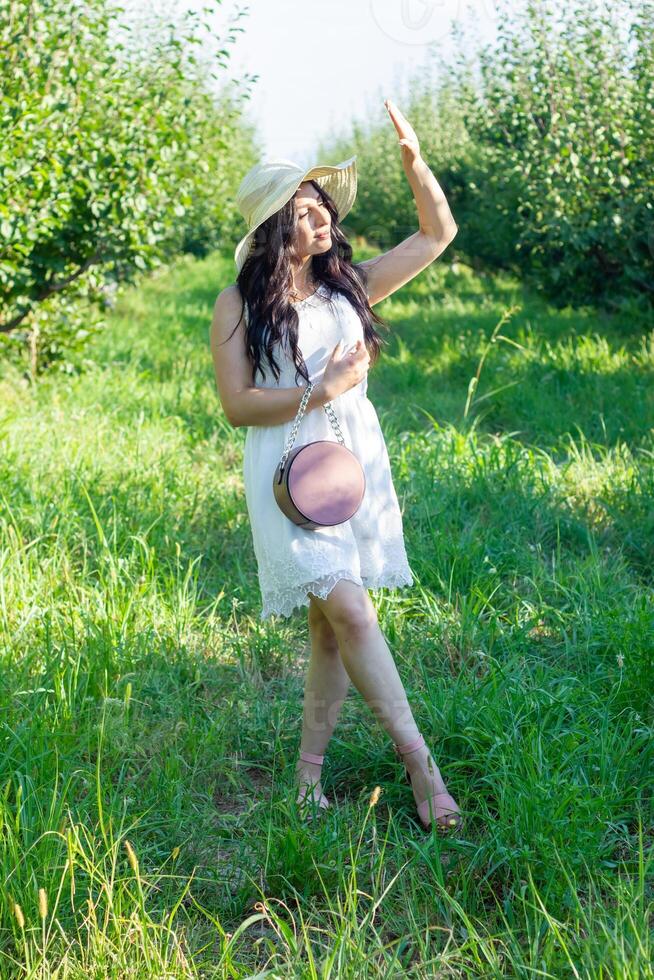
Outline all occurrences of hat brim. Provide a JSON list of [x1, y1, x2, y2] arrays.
[[234, 155, 357, 274]]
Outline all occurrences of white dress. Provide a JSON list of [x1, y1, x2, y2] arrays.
[[242, 282, 414, 620]]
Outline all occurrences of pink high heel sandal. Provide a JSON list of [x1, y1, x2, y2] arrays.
[[393, 734, 462, 833], [296, 750, 330, 820]]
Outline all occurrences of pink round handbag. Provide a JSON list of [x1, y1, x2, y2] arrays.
[[273, 382, 366, 530]]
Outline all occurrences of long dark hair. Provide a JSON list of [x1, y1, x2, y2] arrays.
[[223, 179, 390, 386]]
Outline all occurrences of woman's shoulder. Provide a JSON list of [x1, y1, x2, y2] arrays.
[[211, 284, 248, 349], [215, 283, 243, 307], [213, 283, 247, 323]]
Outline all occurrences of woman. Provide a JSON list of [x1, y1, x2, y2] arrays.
[[210, 99, 462, 832]]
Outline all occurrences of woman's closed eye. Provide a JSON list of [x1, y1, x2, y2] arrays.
[[300, 200, 327, 219]]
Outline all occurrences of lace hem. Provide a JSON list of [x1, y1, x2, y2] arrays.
[[259, 566, 414, 621]]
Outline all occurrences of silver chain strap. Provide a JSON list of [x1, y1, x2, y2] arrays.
[[278, 382, 346, 472]]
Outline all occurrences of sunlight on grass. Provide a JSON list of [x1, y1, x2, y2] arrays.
[[0, 250, 652, 977]]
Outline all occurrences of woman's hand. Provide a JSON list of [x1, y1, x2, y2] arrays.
[[322, 339, 370, 400], [384, 98, 422, 167]]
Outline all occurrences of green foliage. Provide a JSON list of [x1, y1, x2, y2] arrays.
[[455, 0, 654, 307], [0, 0, 259, 375], [331, 0, 653, 314]]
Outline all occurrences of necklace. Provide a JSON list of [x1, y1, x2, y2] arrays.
[[289, 277, 318, 304]]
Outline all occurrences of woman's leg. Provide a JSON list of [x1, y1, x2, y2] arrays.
[[308, 579, 459, 825], [296, 596, 352, 804], [307, 580, 419, 742]]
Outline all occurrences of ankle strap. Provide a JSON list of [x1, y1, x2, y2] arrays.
[[299, 750, 324, 765], [394, 733, 425, 756]]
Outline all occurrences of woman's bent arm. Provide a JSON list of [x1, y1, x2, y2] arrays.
[[209, 286, 333, 428], [228, 379, 332, 428]]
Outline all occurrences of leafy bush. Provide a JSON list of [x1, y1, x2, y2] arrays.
[[0, 0, 259, 375], [329, 0, 653, 313], [455, 0, 653, 308]]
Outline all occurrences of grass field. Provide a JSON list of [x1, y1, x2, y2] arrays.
[[1, 250, 652, 977]]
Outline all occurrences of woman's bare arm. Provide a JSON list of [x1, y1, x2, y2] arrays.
[[209, 285, 332, 428]]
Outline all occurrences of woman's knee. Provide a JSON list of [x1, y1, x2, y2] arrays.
[[314, 580, 378, 639], [307, 598, 340, 652]]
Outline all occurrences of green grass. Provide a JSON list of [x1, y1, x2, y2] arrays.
[[0, 250, 652, 977]]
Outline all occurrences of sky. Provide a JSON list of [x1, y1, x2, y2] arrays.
[[206, 0, 501, 166]]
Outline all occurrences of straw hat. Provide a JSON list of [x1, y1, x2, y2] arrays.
[[234, 155, 358, 273]]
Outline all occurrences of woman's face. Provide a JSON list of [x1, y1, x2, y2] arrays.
[[292, 182, 332, 259]]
